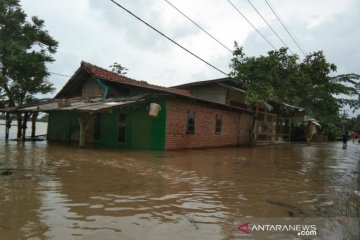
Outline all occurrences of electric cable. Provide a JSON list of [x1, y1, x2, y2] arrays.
[[227, 0, 277, 50], [264, 0, 306, 56], [109, 0, 230, 77], [165, 0, 233, 53], [246, 0, 295, 55]]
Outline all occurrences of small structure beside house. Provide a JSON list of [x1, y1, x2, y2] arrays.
[[291, 114, 326, 142], [1, 61, 254, 150]]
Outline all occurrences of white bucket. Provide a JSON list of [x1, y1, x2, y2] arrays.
[[149, 103, 161, 117]]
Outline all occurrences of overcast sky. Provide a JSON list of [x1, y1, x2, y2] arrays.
[[20, 0, 359, 95]]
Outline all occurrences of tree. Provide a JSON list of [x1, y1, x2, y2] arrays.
[[229, 43, 359, 125], [298, 52, 358, 124], [109, 62, 128, 75], [0, 0, 58, 138]]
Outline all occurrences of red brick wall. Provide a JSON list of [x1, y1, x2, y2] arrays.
[[165, 99, 253, 150]]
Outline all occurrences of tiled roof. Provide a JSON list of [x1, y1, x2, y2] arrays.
[[82, 61, 192, 97]]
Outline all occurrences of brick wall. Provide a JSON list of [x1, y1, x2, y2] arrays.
[[165, 99, 253, 150]]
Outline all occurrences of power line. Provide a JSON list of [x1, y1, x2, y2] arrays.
[[246, 0, 295, 55], [109, 0, 229, 77], [165, 0, 249, 59], [264, 0, 306, 57], [50, 72, 71, 77], [164, 0, 233, 53], [227, 0, 277, 50]]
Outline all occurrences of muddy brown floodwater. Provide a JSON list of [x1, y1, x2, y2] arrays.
[[0, 121, 359, 239]]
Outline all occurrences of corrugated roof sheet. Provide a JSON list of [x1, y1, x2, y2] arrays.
[[2, 95, 146, 113]]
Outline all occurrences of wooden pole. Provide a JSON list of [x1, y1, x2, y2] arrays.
[[31, 112, 38, 138], [22, 113, 29, 141], [250, 103, 260, 146], [78, 113, 89, 148], [288, 118, 292, 141], [17, 113, 22, 140], [5, 112, 10, 140]]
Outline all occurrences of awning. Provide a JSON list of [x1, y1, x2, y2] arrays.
[[0, 95, 146, 114]]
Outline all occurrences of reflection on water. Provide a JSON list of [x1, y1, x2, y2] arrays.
[[0, 122, 359, 239]]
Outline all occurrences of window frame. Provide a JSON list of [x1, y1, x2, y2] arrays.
[[186, 114, 195, 134], [215, 115, 222, 135]]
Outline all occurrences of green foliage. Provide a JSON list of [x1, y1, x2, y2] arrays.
[[109, 62, 128, 75], [38, 113, 48, 122], [230, 42, 359, 125], [0, 0, 58, 107], [343, 115, 360, 133]]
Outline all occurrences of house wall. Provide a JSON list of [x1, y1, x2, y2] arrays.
[[92, 98, 166, 150], [227, 89, 249, 109], [238, 113, 254, 145], [82, 78, 103, 98], [47, 98, 166, 150], [165, 99, 253, 150], [47, 111, 79, 142]]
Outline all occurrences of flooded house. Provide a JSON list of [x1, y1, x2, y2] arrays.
[[1, 61, 254, 150], [173, 78, 283, 143], [173, 78, 323, 143]]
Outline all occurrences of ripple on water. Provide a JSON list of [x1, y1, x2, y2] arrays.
[[0, 140, 359, 239]]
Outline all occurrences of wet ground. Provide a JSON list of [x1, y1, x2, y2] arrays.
[[0, 122, 359, 239]]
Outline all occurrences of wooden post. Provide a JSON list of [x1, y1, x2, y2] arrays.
[[77, 113, 89, 148], [272, 115, 276, 142], [250, 103, 260, 146], [22, 113, 30, 141], [5, 112, 10, 140], [31, 112, 38, 139], [288, 118, 292, 141], [17, 113, 22, 140]]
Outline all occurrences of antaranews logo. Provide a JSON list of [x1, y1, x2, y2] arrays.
[[236, 221, 317, 237], [237, 222, 251, 235]]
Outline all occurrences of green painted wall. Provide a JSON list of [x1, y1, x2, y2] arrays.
[[93, 97, 166, 150], [47, 111, 79, 142], [47, 98, 166, 150]]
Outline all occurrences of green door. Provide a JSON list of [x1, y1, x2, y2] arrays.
[[132, 111, 152, 149]]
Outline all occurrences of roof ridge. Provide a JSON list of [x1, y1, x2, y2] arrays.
[[80, 61, 192, 97], [81, 61, 147, 83]]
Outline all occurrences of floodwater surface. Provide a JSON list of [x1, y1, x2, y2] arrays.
[[0, 122, 359, 239]]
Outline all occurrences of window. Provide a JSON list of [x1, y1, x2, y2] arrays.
[[94, 113, 101, 140], [118, 113, 126, 143], [215, 114, 222, 135], [186, 115, 195, 134]]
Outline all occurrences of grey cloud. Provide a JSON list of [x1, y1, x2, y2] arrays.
[[241, 1, 360, 76], [88, 0, 200, 52]]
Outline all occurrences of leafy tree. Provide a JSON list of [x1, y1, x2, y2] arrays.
[[229, 43, 359, 125], [38, 113, 48, 122], [0, 0, 58, 138], [109, 62, 128, 75], [298, 52, 358, 124], [332, 73, 360, 110]]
